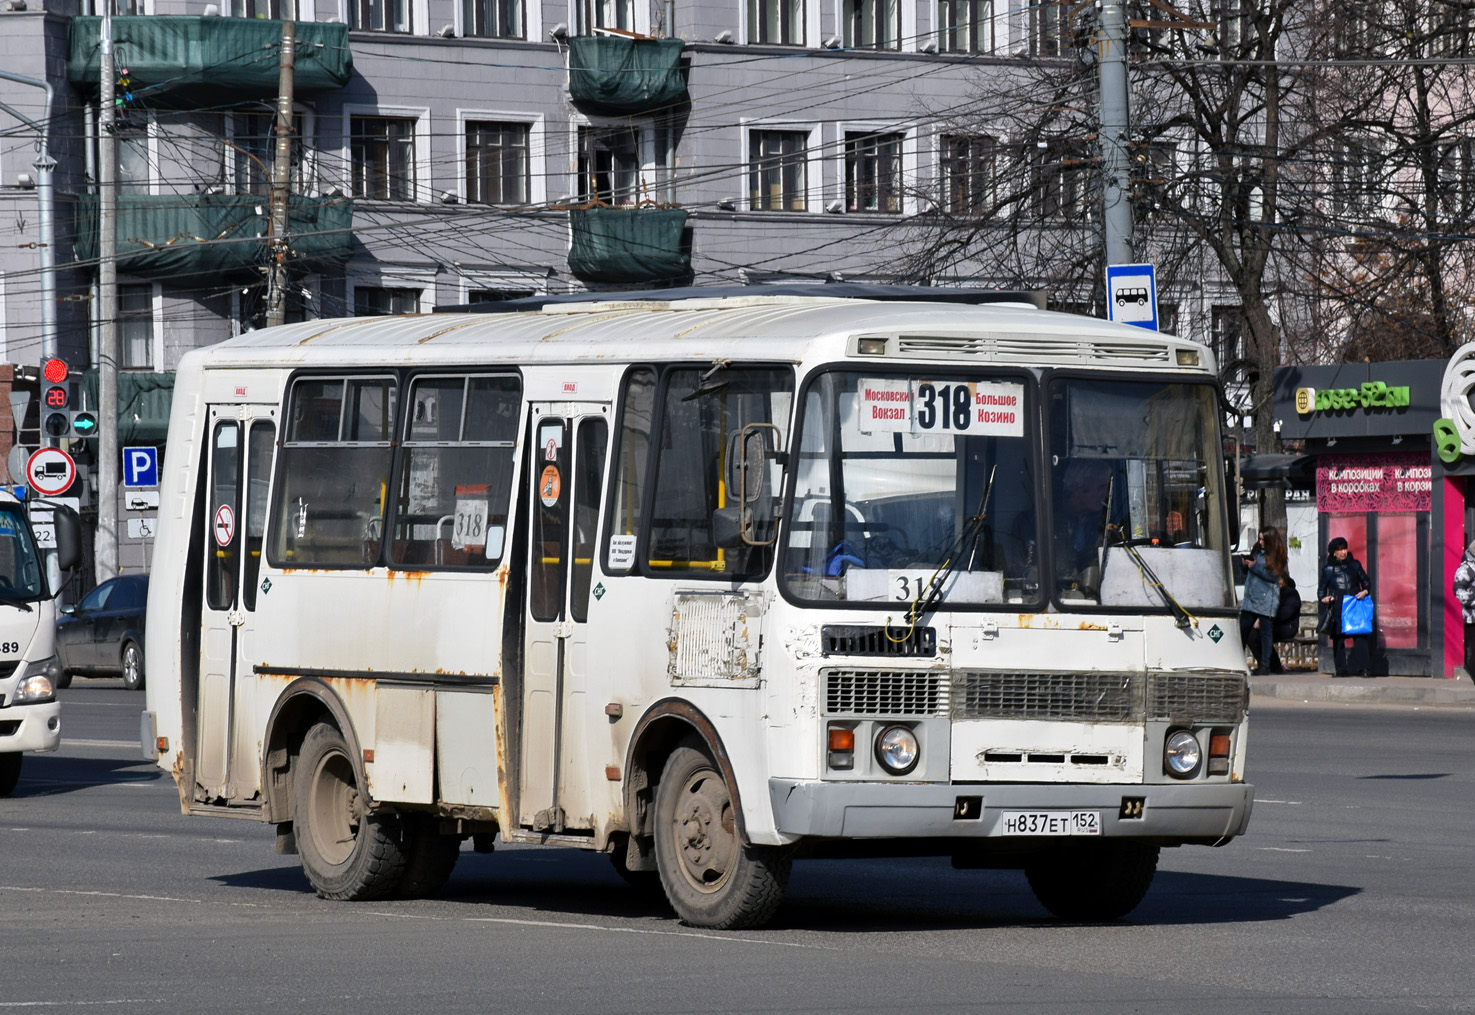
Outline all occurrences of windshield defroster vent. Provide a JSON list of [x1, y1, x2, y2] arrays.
[[821, 624, 936, 658]]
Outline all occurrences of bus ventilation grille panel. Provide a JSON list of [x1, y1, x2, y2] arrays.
[[823, 669, 947, 716], [820, 625, 936, 658], [952, 672, 1247, 724]]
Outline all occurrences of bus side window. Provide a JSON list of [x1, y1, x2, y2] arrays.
[[602, 368, 655, 574], [391, 374, 520, 569], [268, 376, 397, 568], [646, 366, 793, 577]]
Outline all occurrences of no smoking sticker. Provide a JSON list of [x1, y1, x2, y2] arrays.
[[213, 504, 236, 547]]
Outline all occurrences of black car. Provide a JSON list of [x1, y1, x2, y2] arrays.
[[55, 574, 148, 691]]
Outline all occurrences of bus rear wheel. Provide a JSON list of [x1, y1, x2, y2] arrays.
[[394, 816, 462, 899], [294, 723, 406, 901], [1025, 841, 1159, 921], [653, 742, 790, 930]]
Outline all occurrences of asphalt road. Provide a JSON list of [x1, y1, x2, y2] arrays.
[[3, 683, 1472, 1014]]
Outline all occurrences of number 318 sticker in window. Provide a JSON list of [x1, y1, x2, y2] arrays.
[[858, 378, 1024, 437]]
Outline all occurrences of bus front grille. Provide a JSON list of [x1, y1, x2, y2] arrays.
[[823, 669, 948, 716], [952, 672, 1247, 724]]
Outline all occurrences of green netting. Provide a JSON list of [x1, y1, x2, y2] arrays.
[[69, 17, 352, 104], [81, 368, 175, 446], [567, 208, 690, 284], [567, 36, 687, 115], [75, 194, 354, 282]]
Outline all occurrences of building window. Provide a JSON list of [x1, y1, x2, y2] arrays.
[[939, 134, 997, 215], [749, 130, 807, 211], [1332, 1, 1381, 57], [466, 122, 530, 205], [937, 0, 993, 54], [462, 0, 524, 37], [231, 0, 295, 16], [1030, 0, 1077, 56], [1331, 137, 1382, 215], [1439, 138, 1474, 217], [1211, 305, 1244, 367], [748, 0, 804, 44], [845, 132, 902, 213], [354, 286, 420, 316], [119, 284, 153, 369], [348, 0, 411, 33], [843, 0, 900, 49], [351, 116, 416, 201], [467, 287, 536, 303], [1032, 142, 1088, 219], [577, 125, 640, 206], [577, 0, 634, 34], [1431, 3, 1473, 56], [231, 112, 305, 196], [118, 125, 150, 195]]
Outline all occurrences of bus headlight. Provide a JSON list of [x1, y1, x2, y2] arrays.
[[1164, 730, 1202, 778], [874, 725, 920, 776], [12, 672, 57, 704]]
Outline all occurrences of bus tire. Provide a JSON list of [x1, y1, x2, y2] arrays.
[[1025, 841, 1159, 921], [394, 816, 461, 899], [294, 723, 406, 901], [653, 742, 790, 930], [608, 846, 662, 894], [54, 671, 72, 690], [0, 753, 20, 796]]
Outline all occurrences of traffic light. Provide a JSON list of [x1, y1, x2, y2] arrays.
[[43, 410, 71, 438]]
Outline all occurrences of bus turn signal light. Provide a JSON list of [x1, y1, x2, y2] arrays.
[[827, 725, 855, 769], [156, 737, 169, 753], [1208, 731, 1231, 776]]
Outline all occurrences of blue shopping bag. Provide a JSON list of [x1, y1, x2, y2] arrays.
[[1341, 594, 1374, 636]]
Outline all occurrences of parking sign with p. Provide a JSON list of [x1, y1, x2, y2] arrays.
[[124, 446, 158, 488]]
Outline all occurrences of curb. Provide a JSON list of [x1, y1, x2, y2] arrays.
[[1250, 672, 1475, 707]]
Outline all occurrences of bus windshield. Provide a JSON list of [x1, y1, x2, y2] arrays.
[[1048, 376, 1232, 610], [0, 503, 45, 601], [783, 369, 1043, 608]]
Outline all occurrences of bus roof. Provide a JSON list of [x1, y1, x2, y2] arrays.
[[197, 295, 1213, 374]]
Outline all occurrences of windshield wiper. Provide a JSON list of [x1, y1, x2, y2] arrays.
[[0, 590, 34, 612], [901, 465, 996, 628], [1102, 518, 1195, 630]]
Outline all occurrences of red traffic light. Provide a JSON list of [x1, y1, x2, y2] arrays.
[[43, 358, 68, 384]]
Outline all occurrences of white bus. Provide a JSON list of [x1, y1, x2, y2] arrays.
[[143, 289, 1253, 929], [0, 492, 81, 796]]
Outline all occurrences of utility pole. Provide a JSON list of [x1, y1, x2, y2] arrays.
[[0, 71, 58, 360], [97, 8, 119, 583], [266, 19, 295, 328], [1097, 1, 1135, 266]]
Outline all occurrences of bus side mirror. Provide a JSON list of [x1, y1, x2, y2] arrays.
[[715, 423, 782, 548], [54, 505, 82, 573]]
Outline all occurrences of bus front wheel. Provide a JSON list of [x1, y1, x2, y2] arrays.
[[1025, 841, 1159, 921], [653, 742, 790, 930], [294, 723, 406, 901]]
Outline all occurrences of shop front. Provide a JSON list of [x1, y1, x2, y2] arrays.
[[1273, 360, 1447, 677]]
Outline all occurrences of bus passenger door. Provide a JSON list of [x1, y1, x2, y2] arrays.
[[519, 405, 609, 832], [194, 404, 277, 804]]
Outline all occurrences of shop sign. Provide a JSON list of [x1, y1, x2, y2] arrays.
[[1296, 381, 1411, 414], [1317, 452, 1431, 512]]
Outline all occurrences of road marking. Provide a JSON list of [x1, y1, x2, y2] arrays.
[[1258, 847, 1312, 853], [1255, 799, 1303, 805], [0, 1001, 166, 1008], [461, 914, 824, 948]]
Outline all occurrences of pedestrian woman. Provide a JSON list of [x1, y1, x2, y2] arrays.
[[1239, 528, 1286, 675], [1319, 536, 1371, 677]]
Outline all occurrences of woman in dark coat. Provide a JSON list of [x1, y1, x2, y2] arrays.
[[1319, 536, 1372, 677]]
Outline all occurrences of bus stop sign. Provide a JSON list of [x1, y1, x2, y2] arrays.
[[1105, 263, 1159, 331]]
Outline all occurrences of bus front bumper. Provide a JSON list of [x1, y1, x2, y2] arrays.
[[768, 779, 1253, 843], [0, 700, 61, 754]]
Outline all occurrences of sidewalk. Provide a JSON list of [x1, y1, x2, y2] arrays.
[[1250, 669, 1475, 707]]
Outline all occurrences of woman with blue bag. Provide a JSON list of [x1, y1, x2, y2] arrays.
[[1318, 536, 1372, 677]]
